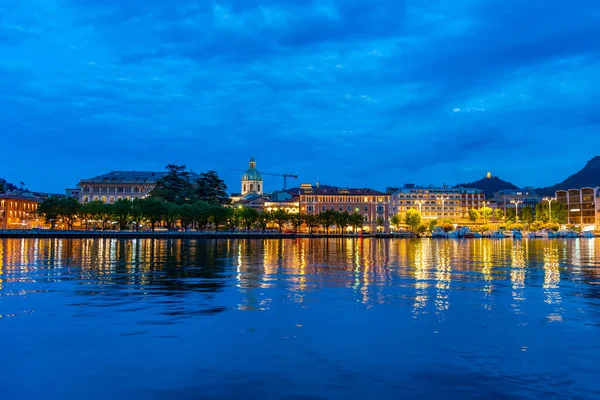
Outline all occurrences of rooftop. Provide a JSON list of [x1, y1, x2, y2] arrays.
[[80, 170, 200, 184], [299, 185, 387, 196]]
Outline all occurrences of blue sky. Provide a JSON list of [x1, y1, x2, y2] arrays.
[[1, 0, 600, 193]]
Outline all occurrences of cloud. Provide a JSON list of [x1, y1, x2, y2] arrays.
[[1, 0, 600, 191]]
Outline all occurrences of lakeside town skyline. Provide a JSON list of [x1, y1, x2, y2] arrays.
[[3, 154, 599, 196]]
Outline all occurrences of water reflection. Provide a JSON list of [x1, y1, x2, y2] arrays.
[[1, 238, 600, 315], [3, 238, 600, 399]]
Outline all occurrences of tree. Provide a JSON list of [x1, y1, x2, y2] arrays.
[[83, 201, 109, 230], [350, 212, 364, 233], [390, 213, 402, 230], [318, 210, 337, 234], [493, 208, 504, 222], [404, 209, 422, 233], [210, 205, 234, 232], [520, 206, 534, 225], [163, 202, 181, 230], [112, 199, 132, 230], [79, 202, 95, 231], [178, 203, 195, 228], [506, 208, 516, 223], [239, 207, 259, 230], [57, 198, 80, 230], [437, 219, 454, 232], [305, 214, 320, 234], [193, 201, 211, 230], [536, 202, 567, 224], [429, 219, 438, 232], [139, 198, 166, 231], [0, 179, 5, 194], [150, 164, 194, 204], [195, 171, 230, 205], [38, 197, 60, 230], [256, 211, 271, 232], [97, 203, 113, 231], [289, 213, 305, 233], [335, 211, 350, 235], [130, 198, 144, 231], [481, 206, 492, 224], [468, 208, 480, 224], [376, 216, 385, 232], [271, 209, 290, 233]]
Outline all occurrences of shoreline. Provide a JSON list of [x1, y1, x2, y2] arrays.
[[0, 230, 395, 240]]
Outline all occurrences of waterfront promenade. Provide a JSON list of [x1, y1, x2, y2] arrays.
[[0, 229, 399, 240]]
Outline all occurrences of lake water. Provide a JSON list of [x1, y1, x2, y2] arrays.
[[1, 238, 600, 399]]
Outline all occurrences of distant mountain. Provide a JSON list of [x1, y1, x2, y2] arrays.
[[454, 175, 520, 198], [536, 156, 600, 196]]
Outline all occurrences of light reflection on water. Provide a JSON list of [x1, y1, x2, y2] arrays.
[[1, 238, 600, 399]]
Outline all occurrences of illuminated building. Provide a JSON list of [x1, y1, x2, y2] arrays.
[[298, 183, 390, 232], [489, 188, 540, 214], [241, 157, 263, 196], [556, 187, 600, 228], [0, 193, 40, 229], [77, 171, 199, 204], [389, 184, 484, 222], [264, 190, 299, 214]]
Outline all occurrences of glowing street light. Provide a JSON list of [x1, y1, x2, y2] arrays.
[[543, 197, 555, 223], [436, 195, 449, 220], [481, 201, 490, 224], [415, 200, 424, 214], [510, 200, 523, 221]]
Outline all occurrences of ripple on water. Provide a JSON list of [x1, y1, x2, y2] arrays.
[[0, 237, 600, 399]]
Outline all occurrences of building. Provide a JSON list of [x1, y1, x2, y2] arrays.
[[299, 184, 390, 232], [0, 193, 41, 229], [490, 188, 541, 215], [556, 187, 600, 228], [264, 190, 300, 214], [241, 157, 263, 196], [77, 171, 198, 204], [65, 187, 81, 199], [389, 184, 484, 223]]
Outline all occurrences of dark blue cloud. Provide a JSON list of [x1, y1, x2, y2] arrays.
[[1, 0, 600, 192]]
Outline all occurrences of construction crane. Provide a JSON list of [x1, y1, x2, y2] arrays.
[[229, 169, 298, 190]]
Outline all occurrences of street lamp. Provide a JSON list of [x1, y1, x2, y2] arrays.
[[481, 201, 490, 224], [415, 200, 424, 214], [543, 197, 555, 223], [510, 200, 523, 221], [436, 195, 449, 220]]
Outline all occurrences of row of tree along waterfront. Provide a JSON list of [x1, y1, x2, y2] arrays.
[[34, 164, 570, 234], [36, 199, 569, 234]]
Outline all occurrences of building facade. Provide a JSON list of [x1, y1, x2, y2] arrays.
[[556, 187, 600, 228], [299, 184, 390, 232], [0, 193, 40, 229], [490, 188, 541, 215], [389, 185, 484, 223], [77, 171, 198, 204]]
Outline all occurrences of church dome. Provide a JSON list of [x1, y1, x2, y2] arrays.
[[242, 157, 262, 181], [242, 169, 262, 181]]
